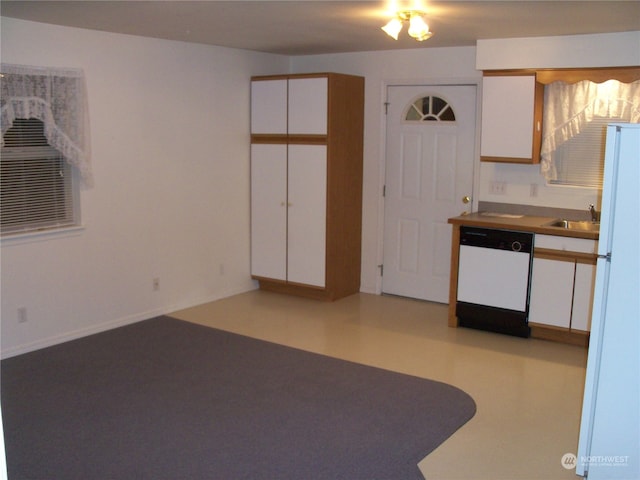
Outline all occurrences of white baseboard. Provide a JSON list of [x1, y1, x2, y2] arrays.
[[0, 284, 258, 359]]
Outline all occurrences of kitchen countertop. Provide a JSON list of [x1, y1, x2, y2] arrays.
[[448, 212, 599, 240]]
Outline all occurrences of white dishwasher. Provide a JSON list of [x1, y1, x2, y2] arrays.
[[456, 226, 533, 337]]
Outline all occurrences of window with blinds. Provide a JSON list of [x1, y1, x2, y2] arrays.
[[549, 116, 609, 188], [1, 118, 77, 236]]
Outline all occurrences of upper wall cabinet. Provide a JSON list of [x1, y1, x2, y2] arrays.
[[480, 72, 543, 164], [251, 79, 287, 134], [250, 76, 328, 136], [288, 77, 328, 135]]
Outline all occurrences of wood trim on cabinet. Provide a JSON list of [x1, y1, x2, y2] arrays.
[[287, 135, 327, 145], [325, 73, 364, 301], [448, 225, 461, 327], [529, 322, 590, 347], [483, 67, 640, 84], [531, 80, 544, 163], [480, 156, 537, 164], [257, 279, 333, 301], [251, 73, 338, 82], [482, 69, 537, 77], [534, 248, 598, 265], [536, 66, 640, 84], [251, 134, 288, 144]]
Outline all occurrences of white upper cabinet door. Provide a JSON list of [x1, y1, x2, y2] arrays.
[[287, 144, 327, 287], [251, 79, 287, 134], [250, 144, 288, 280], [481, 75, 536, 159], [288, 77, 328, 135]]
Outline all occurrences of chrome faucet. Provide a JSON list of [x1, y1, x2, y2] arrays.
[[589, 204, 600, 223]]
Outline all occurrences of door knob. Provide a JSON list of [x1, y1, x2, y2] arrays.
[[462, 195, 471, 204]]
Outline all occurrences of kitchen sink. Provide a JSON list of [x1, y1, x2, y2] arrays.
[[544, 219, 600, 231]]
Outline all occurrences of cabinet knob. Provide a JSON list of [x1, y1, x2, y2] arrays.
[[462, 195, 471, 204]]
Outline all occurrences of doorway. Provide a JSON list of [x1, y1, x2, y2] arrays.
[[382, 84, 477, 302]]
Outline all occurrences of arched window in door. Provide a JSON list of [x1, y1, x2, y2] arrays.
[[405, 95, 456, 122]]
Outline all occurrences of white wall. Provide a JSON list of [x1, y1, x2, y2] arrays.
[[291, 47, 481, 294], [0, 18, 289, 357], [476, 31, 640, 70]]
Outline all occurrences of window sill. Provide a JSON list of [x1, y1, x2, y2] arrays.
[[1, 225, 85, 246]]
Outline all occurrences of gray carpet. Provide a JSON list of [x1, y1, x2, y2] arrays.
[[1, 316, 476, 479]]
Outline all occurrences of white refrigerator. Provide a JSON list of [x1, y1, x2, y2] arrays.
[[576, 123, 639, 479]]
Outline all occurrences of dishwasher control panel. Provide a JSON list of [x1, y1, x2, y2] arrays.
[[460, 226, 533, 254]]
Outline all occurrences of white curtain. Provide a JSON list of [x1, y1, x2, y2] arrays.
[[1, 63, 93, 186], [540, 79, 640, 181]]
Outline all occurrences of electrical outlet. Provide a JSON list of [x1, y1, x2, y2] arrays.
[[153, 278, 160, 291], [530, 183, 538, 197], [489, 181, 507, 195], [18, 307, 27, 323]]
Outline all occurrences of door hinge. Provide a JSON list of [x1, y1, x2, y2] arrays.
[[378, 264, 384, 276], [382, 185, 386, 197], [384, 102, 390, 114]]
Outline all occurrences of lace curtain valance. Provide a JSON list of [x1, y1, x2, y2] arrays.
[[540, 79, 640, 182], [1, 63, 93, 186]]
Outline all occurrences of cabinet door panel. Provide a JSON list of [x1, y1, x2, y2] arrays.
[[287, 145, 327, 287], [288, 77, 328, 135], [481, 75, 535, 159], [529, 257, 574, 328], [251, 79, 287, 134], [572, 263, 596, 331], [251, 144, 287, 280]]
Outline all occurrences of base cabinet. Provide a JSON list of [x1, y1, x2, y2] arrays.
[[529, 257, 575, 328], [250, 73, 364, 301], [529, 235, 598, 336]]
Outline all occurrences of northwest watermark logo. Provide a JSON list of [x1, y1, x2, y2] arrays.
[[562, 452, 630, 470], [561, 453, 577, 470]]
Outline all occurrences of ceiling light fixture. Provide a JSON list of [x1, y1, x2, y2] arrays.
[[382, 10, 433, 41]]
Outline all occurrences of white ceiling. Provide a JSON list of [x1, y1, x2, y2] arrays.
[[1, 1, 639, 56]]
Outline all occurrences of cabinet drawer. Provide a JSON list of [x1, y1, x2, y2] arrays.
[[535, 234, 597, 254]]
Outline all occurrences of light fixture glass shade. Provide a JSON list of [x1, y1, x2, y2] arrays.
[[381, 18, 403, 40], [408, 14, 432, 41]]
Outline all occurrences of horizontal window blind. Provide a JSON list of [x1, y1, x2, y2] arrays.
[[1, 118, 74, 236], [549, 116, 609, 188]]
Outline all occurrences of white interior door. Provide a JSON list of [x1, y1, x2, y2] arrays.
[[382, 85, 476, 302]]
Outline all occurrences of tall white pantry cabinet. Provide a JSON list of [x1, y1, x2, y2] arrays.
[[250, 73, 365, 301]]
